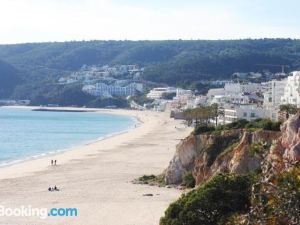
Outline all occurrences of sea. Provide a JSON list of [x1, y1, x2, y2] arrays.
[[0, 107, 136, 166]]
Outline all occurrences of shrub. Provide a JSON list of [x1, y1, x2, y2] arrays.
[[182, 171, 196, 188], [135, 174, 165, 186], [160, 174, 253, 225], [216, 119, 249, 131], [193, 124, 215, 135], [216, 119, 281, 132], [249, 141, 270, 156]]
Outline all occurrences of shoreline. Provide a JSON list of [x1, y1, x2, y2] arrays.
[[0, 106, 141, 169], [0, 106, 143, 179], [0, 106, 192, 225]]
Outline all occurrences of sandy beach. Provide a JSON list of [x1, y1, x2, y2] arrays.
[[0, 107, 192, 225]]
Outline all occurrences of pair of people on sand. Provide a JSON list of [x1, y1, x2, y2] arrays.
[[49, 160, 59, 192], [48, 185, 59, 192]]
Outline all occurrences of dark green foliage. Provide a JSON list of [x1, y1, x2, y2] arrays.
[[205, 135, 240, 167], [129, 93, 154, 105], [86, 97, 129, 108], [279, 104, 298, 119], [182, 172, 196, 188], [217, 119, 249, 130], [0, 60, 22, 98], [193, 123, 215, 135], [1, 39, 300, 101], [245, 118, 281, 131], [160, 174, 253, 225], [184, 104, 222, 126], [136, 174, 166, 186], [216, 119, 281, 131]]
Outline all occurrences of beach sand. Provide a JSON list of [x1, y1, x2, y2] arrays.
[[0, 107, 192, 225]]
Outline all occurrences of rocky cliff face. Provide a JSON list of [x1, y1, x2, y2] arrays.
[[164, 128, 281, 186], [264, 112, 300, 178]]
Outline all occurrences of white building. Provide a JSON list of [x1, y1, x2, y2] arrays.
[[206, 88, 225, 100], [263, 78, 287, 120], [146, 87, 177, 99], [82, 82, 142, 97], [207, 82, 263, 106], [221, 104, 267, 124], [224, 82, 262, 94], [281, 71, 300, 107]]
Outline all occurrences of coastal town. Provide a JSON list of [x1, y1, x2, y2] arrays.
[[1, 63, 300, 125], [57, 66, 300, 124]]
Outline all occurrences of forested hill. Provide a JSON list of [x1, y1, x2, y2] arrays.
[[0, 60, 22, 98], [0, 39, 300, 100]]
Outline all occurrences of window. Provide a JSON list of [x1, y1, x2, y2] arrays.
[[250, 112, 255, 118], [243, 112, 247, 117]]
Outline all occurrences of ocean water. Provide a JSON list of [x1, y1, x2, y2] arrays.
[[0, 108, 136, 166]]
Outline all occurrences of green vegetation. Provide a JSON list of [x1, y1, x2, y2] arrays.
[[192, 118, 281, 136], [216, 118, 281, 132], [135, 174, 166, 187], [193, 123, 215, 135], [1, 39, 300, 102], [184, 104, 221, 126], [160, 174, 254, 225], [216, 142, 240, 162], [128, 92, 154, 106], [248, 163, 300, 224], [181, 172, 196, 188], [205, 135, 240, 167], [279, 104, 298, 119], [249, 141, 270, 156], [0, 59, 22, 98]]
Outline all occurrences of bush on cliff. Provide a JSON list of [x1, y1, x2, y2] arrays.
[[182, 171, 196, 188], [193, 123, 215, 135], [160, 174, 253, 225], [215, 119, 281, 132]]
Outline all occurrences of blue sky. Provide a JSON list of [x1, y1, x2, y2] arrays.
[[0, 0, 299, 44]]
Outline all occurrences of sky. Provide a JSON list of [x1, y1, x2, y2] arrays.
[[0, 0, 299, 44]]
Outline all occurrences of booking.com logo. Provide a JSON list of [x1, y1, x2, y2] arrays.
[[0, 205, 77, 219]]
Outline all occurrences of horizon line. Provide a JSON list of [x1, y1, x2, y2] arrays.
[[1, 37, 300, 45]]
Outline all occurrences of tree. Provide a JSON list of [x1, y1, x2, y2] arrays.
[[279, 104, 298, 119]]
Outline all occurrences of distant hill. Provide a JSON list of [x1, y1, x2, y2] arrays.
[[0, 39, 300, 102], [0, 60, 22, 98]]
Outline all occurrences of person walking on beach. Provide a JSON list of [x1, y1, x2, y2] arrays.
[[54, 160, 57, 165], [51, 160, 53, 166]]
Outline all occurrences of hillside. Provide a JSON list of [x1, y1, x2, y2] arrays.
[[1, 39, 300, 102], [0, 60, 22, 98]]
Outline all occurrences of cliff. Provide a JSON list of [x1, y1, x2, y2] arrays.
[[161, 114, 300, 225], [164, 127, 281, 186]]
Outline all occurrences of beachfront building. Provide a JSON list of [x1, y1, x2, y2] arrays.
[[220, 104, 267, 124], [281, 71, 300, 107], [82, 82, 143, 97]]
